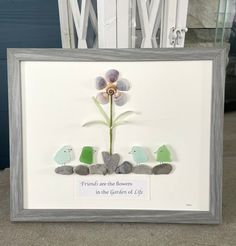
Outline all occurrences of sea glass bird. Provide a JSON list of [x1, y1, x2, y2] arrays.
[[155, 145, 172, 164], [79, 146, 94, 164], [54, 145, 74, 165], [129, 146, 148, 164]]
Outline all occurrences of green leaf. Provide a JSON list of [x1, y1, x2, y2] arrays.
[[114, 111, 138, 124], [82, 120, 108, 127], [92, 96, 109, 124], [112, 120, 130, 128]]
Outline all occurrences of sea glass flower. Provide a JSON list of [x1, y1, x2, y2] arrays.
[[95, 69, 130, 106]]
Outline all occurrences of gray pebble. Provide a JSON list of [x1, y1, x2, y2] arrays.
[[115, 161, 133, 174], [102, 151, 120, 174], [55, 165, 74, 175], [152, 164, 172, 175], [90, 164, 107, 175], [132, 164, 152, 174], [74, 165, 89, 175]]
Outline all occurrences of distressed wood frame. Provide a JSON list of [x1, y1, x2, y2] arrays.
[[8, 48, 225, 223]]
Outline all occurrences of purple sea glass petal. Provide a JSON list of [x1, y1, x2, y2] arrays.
[[116, 79, 130, 91], [105, 69, 119, 83], [114, 92, 127, 106], [96, 92, 109, 104], [95, 76, 107, 90]]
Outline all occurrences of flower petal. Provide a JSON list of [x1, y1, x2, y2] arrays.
[[96, 92, 109, 104], [114, 92, 127, 106], [116, 79, 130, 91], [105, 69, 119, 83], [95, 76, 107, 90]]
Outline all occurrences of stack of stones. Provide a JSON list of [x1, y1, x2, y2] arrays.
[[55, 151, 172, 176]]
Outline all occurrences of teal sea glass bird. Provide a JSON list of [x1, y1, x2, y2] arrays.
[[129, 146, 148, 164], [54, 145, 74, 165]]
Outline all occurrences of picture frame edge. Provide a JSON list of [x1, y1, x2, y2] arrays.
[[8, 48, 225, 223]]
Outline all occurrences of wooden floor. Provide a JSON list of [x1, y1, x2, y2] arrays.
[[0, 112, 236, 246]]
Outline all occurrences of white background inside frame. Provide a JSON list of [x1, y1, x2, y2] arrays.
[[21, 60, 212, 210]]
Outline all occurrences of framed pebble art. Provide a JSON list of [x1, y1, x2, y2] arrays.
[[8, 48, 225, 223]]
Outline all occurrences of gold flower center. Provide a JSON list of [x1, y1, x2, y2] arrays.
[[106, 83, 117, 96]]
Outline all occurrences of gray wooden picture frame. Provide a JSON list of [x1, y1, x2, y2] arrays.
[[8, 48, 225, 223]]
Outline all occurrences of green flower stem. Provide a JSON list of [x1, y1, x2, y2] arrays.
[[109, 95, 113, 155]]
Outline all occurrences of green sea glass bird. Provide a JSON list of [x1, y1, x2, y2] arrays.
[[155, 145, 172, 163], [54, 145, 74, 165], [79, 146, 94, 164], [129, 146, 148, 164]]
